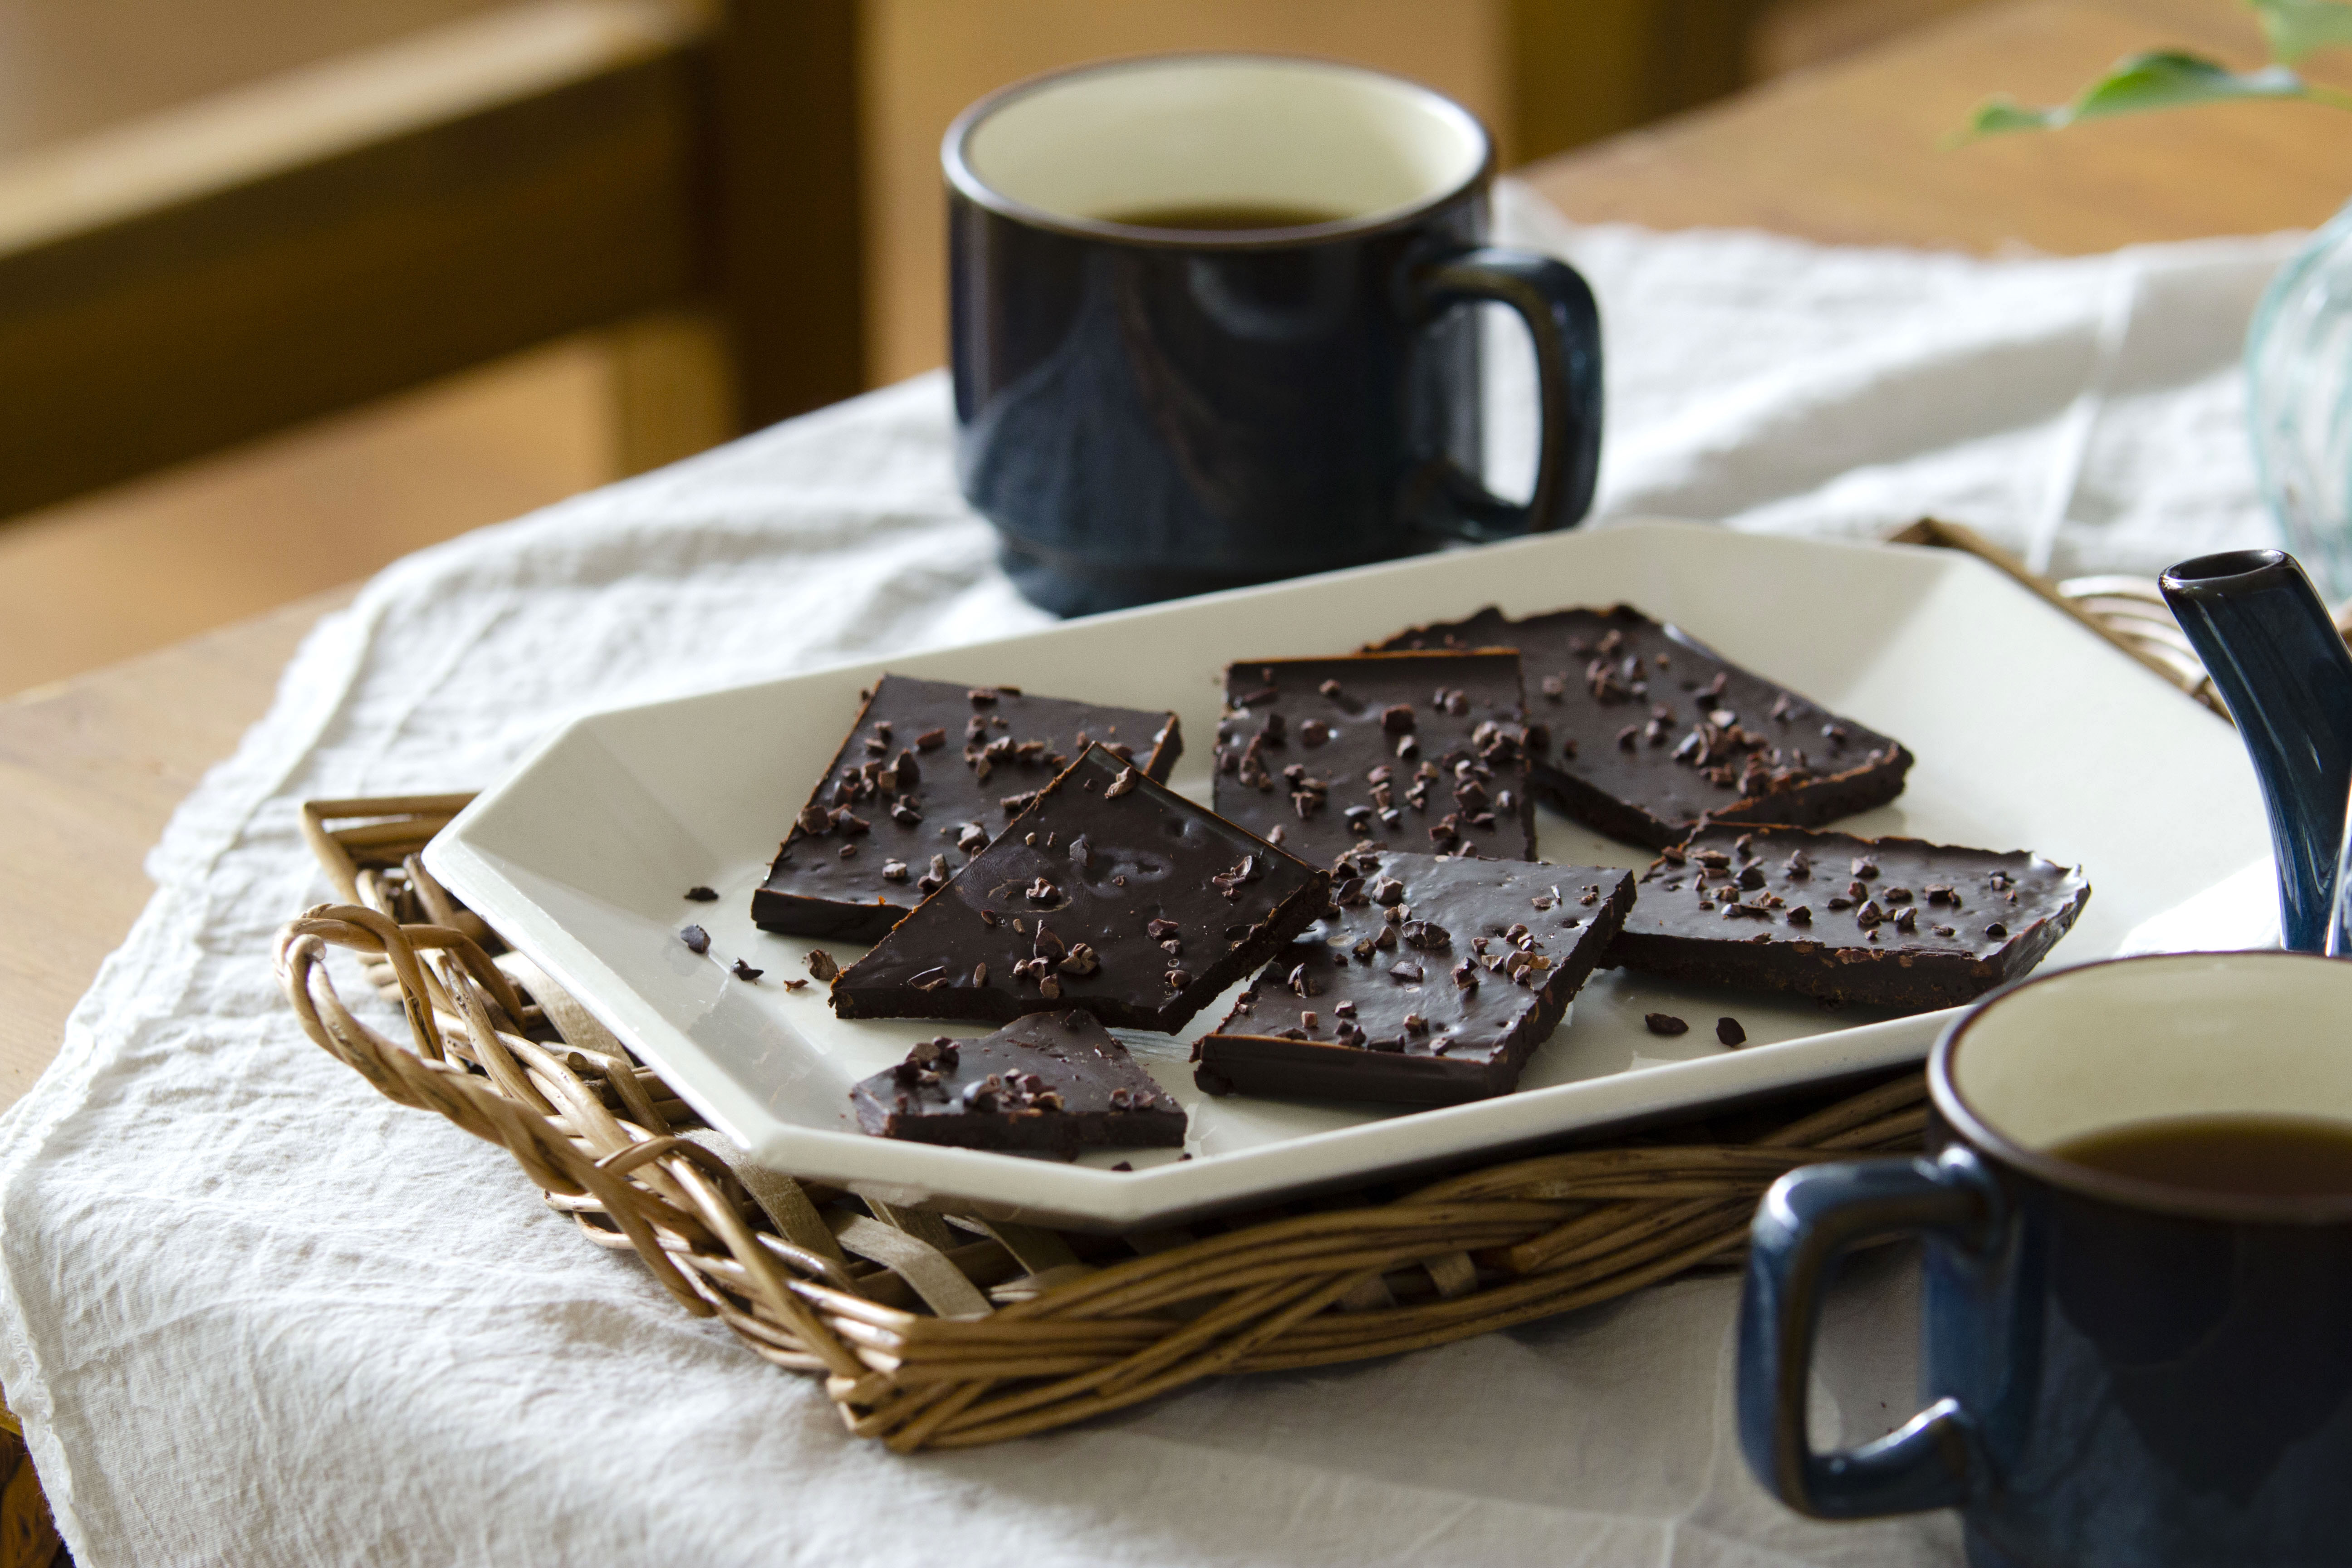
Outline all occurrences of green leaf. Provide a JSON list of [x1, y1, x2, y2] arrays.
[[1952, 50, 2337, 142], [1959, 96, 2067, 136], [2252, 0, 2352, 63]]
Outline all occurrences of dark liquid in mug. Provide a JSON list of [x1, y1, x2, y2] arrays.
[[2052, 1114, 2352, 1199], [1098, 201, 1355, 231]]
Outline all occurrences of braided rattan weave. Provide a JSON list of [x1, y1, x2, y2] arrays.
[[276, 795, 1926, 1451]]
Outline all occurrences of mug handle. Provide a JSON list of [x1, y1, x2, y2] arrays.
[[1736, 1149, 1999, 1519], [1406, 248, 1603, 544]]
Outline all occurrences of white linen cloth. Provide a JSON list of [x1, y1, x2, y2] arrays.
[[0, 179, 2302, 1567]]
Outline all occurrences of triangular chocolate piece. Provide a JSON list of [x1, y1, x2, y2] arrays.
[[1213, 652, 1534, 869], [831, 746, 1329, 1031], [1371, 605, 1911, 848], [1197, 848, 1632, 1106], [753, 675, 1180, 941], [850, 1011, 1186, 1154], [1609, 823, 2089, 1011]]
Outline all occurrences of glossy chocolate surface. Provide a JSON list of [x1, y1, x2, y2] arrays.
[[1198, 849, 1633, 1105], [1609, 823, 2090, 1011], [849, 1010, 1186, 1154], [753, 675, 1180, 941], [831, 745, 1328, 1031], [1212, 652, 1533, 871], [1372, 605, 1912, 848]]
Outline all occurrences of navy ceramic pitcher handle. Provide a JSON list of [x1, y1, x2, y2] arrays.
[[1407, 248, 1602, 544], [1737, 1149, 1999, 1519]]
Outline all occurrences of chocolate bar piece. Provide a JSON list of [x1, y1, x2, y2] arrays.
[[1607, 823, 2090, 1011], [1371, 606, 1911, 849], [830, 745, 1329, 1031], [753, 675, 1180, 941], [1196, 849, 1634, 1106], [1213, 652, 1534, 871], [849, 1012, 1186, 1154]]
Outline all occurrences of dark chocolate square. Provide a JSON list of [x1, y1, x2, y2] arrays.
[[1196, 849, 1634, 1106], [1371, 606, 1912, 849], [830, 746, 1329, 1031], [1212, 652, 1533, 871], [1607, 823, 2089, 1010], [849, 1012, 1186, 1154], [753, 675, 1180, 941]]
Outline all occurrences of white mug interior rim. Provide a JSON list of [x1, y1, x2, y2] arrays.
[[1934, 950, 2352, 1223], [943, 54, 1492, 244]]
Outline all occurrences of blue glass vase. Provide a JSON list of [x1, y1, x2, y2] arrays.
[[2248, 199, 2352, 602]]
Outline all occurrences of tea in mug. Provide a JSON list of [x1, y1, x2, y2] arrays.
[[1097, 202, 1353, 231], [2052, 1113, 2352, 1199]]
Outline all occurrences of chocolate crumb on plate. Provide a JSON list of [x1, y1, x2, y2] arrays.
[[1368, 605, 1913, 849], [679, 925, 710, 955], [805, 949, 841, 982], [1607, 823, 2089, 1011], [1715, 1016, 1746, 1047], [753, 675, 1181, 942], [848, 1011, 1187, 1155], [1645, 1013, 1690, 1037], [683, 885, 719, 902], [830, 745, 1328, 1032], [731, 960, 763, 982]]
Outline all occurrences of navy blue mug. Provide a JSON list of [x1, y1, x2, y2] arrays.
[[944, 55, 1602, 616], [1737, 951, 2352, 1567]]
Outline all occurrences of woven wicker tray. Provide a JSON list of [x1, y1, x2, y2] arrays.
[[268, 521, 2208, 1452]]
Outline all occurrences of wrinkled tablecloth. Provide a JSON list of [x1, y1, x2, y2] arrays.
[[0, 180, 2300, 1566]]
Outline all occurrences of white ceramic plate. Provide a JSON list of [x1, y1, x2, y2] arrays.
[[425, 522, 2264, 1230]]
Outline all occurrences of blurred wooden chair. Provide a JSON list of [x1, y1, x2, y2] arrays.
[[0, 0, 864, 521]]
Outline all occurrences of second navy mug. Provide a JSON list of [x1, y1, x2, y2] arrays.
[[945, 54, 1603, 616], [1737, 951, 2352, 1567]]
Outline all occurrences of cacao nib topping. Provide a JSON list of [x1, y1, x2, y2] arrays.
[[1200, 851, 1634, 1106], [757, 676, 1180, 942], [1366, 606, 1911, 849], [1609, 823, 2091, 1012], [1216, 652, 1532, 867], [830, 747, 1325, 1032]]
